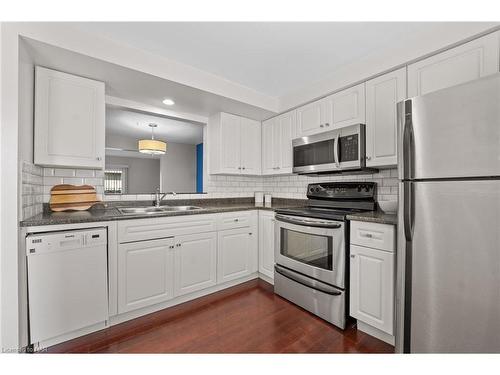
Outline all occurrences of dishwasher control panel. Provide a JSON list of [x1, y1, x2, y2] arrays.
[[26, 227, 107, 255]]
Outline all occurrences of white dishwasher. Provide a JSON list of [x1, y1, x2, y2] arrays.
[[26, 227, 108, 345]]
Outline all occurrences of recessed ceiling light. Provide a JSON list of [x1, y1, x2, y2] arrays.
[[162, 98, 175, 106]]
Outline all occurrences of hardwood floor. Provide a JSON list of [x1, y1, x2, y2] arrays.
[[46, 279, 394, 353]]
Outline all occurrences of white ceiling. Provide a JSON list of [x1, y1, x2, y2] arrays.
[[72, 22, 457, 97], [106, 107, 204, 145], [23, 37, 276, 121]]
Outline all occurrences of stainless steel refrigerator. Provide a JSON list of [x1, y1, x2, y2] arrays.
[[396, 73, 500, 353]]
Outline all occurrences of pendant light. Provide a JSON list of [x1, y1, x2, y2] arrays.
[[138, 123, 167, 155]]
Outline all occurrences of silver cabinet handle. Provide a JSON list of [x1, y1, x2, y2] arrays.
[[238, 167, 242, 170], [234, 218, 239, 222], [176, 243, 181, 247], [350, 254, 356, 258], [366, 156, 372, 161], [320, 124, 324, 128], [363, 233, 373, 238], [242, 167, 246, 170], [96, 156, 102, 161], [249, 232, 252, 235], [325, 123, 330, 127]]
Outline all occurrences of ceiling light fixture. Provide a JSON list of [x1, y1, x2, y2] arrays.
[[162, 98, 175, 106], [138, 123, 166, 155]]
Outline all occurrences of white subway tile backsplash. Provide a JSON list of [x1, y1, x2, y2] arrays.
[[53, 168, 76, 177], [75, 169, 95, 177]]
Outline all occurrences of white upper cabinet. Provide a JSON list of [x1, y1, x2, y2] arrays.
[[208, 112, 261, 175], [296, 99, 325, 136], [240, 117, 262, 175], [297, 83, 365, 137], [365, 68, 407, 167], [34, 66, 105, 169], [408, 32, 500, 97], [327, 83, 366, 129], [262, 110, 296, 175]]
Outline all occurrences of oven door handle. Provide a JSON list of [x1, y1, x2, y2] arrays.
[[275, 265, 342, 296], [275, 214, 342, 229]]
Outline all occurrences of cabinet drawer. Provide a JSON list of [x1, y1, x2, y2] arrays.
[[216, 211, 253, 231], [118, 214, 217, 243], [350, 221, 395, 252]]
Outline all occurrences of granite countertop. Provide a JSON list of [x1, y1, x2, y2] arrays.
[[346, 211, 397, 225], [20, 198, 307, 227]]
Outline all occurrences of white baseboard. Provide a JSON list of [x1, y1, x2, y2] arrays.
[[258, 272, 274, 285], [357, 321, 395, 346]]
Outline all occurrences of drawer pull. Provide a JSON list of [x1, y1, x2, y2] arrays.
[[234, 219, 239, 222]]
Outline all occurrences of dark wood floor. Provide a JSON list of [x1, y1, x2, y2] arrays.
[[46, 279, 394, 353]]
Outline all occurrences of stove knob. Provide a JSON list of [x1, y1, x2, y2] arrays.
[[365, 186, 370, 192], [315, 187, 320, 193], [309, 187, 314, 193], [357, 185, 362, 192]]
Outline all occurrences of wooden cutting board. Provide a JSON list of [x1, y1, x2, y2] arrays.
[[49, 184, 102, 212]]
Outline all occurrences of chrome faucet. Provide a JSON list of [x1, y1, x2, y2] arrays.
[[154, 188, 167, 207], [154, 189, 176, 207]]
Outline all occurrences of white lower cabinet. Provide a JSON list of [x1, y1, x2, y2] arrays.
[[349, 220, 395, 345], [173, 232, 217, 297], [258, 211, 275, 280], [118, 237, 175, 314], [217, 227, 258, 284], [350, 244, 394, 334]]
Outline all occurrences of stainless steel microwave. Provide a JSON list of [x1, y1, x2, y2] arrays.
[[292, 124, 377, 175]]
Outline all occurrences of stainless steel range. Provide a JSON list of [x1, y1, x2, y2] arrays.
[[274, 181, 377, 329]]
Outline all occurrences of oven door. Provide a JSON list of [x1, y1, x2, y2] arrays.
[[274, 214, 345, 288]]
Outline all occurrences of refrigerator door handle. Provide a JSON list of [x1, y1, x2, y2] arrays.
[[402, 100, 414, 180], [403, 182, 415, 240]]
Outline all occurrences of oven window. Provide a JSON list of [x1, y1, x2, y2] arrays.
[[293, 139, 335, 167], [280, 228, 333, 270]]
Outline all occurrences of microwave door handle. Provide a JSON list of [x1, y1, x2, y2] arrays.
[[334, 134, 340, 168]]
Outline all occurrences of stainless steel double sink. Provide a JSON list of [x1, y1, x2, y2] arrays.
[[118, 206, 204, 215]]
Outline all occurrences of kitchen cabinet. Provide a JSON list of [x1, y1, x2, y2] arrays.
[[208, 112, 261, 175], [258, 211, 275, 280], [118, 237, 175, 313], [34, 66, 105, 169], [217, 227, 258, 284], [349, 221, 395, 344], [365, 68, 407, 167], [173, 232, 217, 297], [296, 83, 365, 137], [262, 110, 296, 175], [296, 99, 325, 136], [408, 32, 500, 97], [327, 83, 365, 129]]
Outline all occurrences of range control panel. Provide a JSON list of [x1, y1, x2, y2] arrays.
[[306, 181, 376, 200]]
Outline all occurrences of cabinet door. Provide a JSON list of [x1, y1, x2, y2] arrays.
[[261, 118, 281, 175], [278, 111, 296, 172], [217, 227, 258, 284], [296, 99, 324, 136], [118, 238, 174, 313], [34, 66, 105, 169], [219, 112, 242, 174], [350, 244, 394, 334], [174, 232, 217, 297], [258, 211, 275, 279], [408, 32, 499, 97], [240, 118, 261, 175], [261, 118, 275, 175], [327, 83, 365, 129], [365, 68, 406, 167]]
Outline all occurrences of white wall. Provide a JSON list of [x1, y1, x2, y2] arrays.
[[106, 155, 160, 193], [160, 142, 196, 193]]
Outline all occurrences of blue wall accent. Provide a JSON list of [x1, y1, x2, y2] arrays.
[[196, 143, 203, 193]]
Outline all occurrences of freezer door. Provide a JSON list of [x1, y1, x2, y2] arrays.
[[407, 180, 500, 353], [398, 73, 500, 180]]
